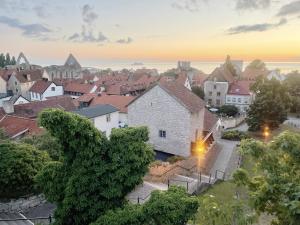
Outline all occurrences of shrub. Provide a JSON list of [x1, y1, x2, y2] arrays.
[[218, 105, 239, 117], [167, 156, 185, 164], [221, 130, 249, 141]]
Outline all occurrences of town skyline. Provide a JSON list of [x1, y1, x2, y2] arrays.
[[1, 0, 300, 65]]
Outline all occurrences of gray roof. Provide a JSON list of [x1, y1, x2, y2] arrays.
[[73, 104, 118, 118]]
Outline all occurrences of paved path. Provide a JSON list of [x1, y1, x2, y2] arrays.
[[228, 122, 248, 132], [210, 139, 239, 180]]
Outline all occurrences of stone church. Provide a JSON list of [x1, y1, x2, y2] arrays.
[[45, 54, 83, 80]]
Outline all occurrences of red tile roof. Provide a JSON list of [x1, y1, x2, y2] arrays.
[[14, 69, 43, 83], [8, 96, 77, 118], [203, 109, 218, 132], [29, 80, 52, 94], [159, 81, 206, 113], [64, 82, 95, 94], [227, 81, 251, 96], [0, 69, 15, 81], [0, 115, 42, 138], [207, 66, 236, 83], [192, 72, 208, 86]]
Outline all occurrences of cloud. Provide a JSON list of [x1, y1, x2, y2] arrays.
[[277, 1, 300, 17], [0, 16, 52, 39], [82, 4, 98, 25], [68, 25, 108, 43], [171, 0, 206, 12], [235, 0, 270, 10], [33, 5, 49, 18], [227, 18, 287, 34], [116, 37, 133, 44]]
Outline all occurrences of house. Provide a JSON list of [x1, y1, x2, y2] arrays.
[[160, 72, 192, 91], [1, 96, 76, 118], [76, 93, 134, 125], [204, 65, 235, 107], [225, 81, 254, 113], [64, 82, 97, 99], [0, 115, 42, 139], [29, 80, 63, 101], [7, 69, 44, 99], [73, 104, 119, 138], [128, 82, 218, 157], [45, 54, 83, 80]]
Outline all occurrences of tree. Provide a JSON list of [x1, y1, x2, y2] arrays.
[[0, 53, 5, 68], [284, 71, 300, 114], [21, 132, 62, 161], [218, 105, 239, 117], [10, 56, 16, 65], [0, 141, 50, 199], [246, 77, 290, 131], [192, 86, 205, 99], [233, 132, 300, 225], [36, 109, 154, 225], [225, 55, 237, 77], [5, 53, 11, 66], [92, 187, 199, 225], [247, 59, 266, 70]]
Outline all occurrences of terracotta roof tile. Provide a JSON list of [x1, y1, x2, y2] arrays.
[[89, 95, 135, 113], [228, 81, 251, 95], [64, 82, 95, 94], [14, 69, 43, 83], [0, 69, 15, 81], [0, 115, 42, 138], [29, 80, 52, 94], [203, 109, 218, 132], [159, 81, 206, 113]]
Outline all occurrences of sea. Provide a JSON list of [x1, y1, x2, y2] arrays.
[[93, 61, 300, 74]]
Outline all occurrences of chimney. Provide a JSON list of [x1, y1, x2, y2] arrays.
[[3, 100, 14, 114], [26, 74, 31, 81]]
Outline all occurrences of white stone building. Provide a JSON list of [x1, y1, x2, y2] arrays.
[[128, 82, 217, 157], [29, 80, 63, 101], [73, 104, 119, 138]]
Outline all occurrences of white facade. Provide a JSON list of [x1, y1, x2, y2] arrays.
[[91, 111, 119, 138], [204, 81, 229, 107], [30, 83, 63, 101], [128, 85, 205, 157], [0, 77, 7, 94], [225, 94, 252, 113], [13, 96, 30, 105]]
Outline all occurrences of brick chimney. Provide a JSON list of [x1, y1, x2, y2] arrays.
[[3, 100, 14, 114]]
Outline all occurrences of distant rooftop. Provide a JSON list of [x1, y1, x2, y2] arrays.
[[73, 104, 118, 118]]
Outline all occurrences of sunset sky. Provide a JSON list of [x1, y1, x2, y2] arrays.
[[0, 0, 300, 66]]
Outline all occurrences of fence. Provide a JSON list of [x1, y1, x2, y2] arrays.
[[0, 215, 53, 225]]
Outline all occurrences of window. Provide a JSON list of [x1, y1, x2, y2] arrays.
[[15, 81, 17, 85], [214, 84, 217, 89], [216, 99, 221, 106], [16, 88, 18, 92], [232, 97, 236, 103], [238, 98, 241, 103], [159, 130, 166, 138], [209, 91, 212, 96], [227, 97, 231, 102], [51, 87, 55, 91], [217, 92, 221, 96], [208, 99, 212, 105], [106, 114, 111, 122]]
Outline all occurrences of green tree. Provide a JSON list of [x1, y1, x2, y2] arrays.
[[92, 187, 199, 225], [247, 59, 266, 70], [10, 56, 16, 65], [284, 71, 300, 114], [22, 132, 62, 161], [233, 132, 300, 225], [218, 105, 239, 117], [36, 109, 154, 225], [192, 86, 205, 99], [246, 77, 290, 131], [0, 141, 50, 199], [0, 53, 5, 68], [5, 53, 11, 66], [225, 55, 237, 77]]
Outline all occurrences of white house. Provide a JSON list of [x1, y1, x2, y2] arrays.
[[225, 81, 253, 113], [73, 104, 119, 138], [29, 80, 63, 101], [128, 82, 218, 157]]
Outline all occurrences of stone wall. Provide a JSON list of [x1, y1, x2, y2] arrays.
[[0, 194, 46, 213], [221, 115, 245, 129]]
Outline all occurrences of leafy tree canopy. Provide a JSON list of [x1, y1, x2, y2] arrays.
[[92, 187, 199, 225], [246, 77, 291, 131], [0, 141, 50, 199], [284, 71, 300, 114], [0, 53, 16, 68], [218, 105, 239, 117], [192, 86, 205, 99], [247, 59, 266, 70], [233, 131, 300, 225], [36, 109, 154, 225], [21, 132, 62, 161]]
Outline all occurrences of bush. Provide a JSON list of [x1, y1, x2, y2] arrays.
[[218, 105, 239, 117], [0, 141, 50, 199], [222, 130, 249, 141]]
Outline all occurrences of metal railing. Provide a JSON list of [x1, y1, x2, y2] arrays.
[[0, 215, 53, 225]]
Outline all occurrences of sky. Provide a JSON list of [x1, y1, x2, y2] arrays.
[[0, 0, 300, 66]]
